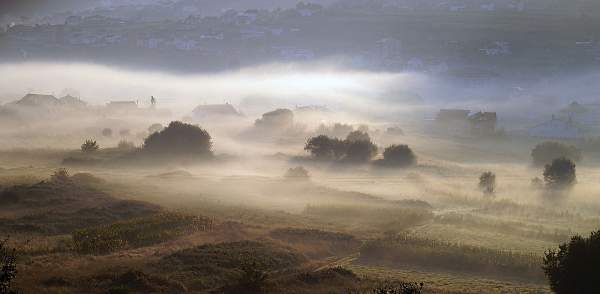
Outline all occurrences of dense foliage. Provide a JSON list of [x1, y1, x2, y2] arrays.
[[531, 142, 581, 166], [304, 133, 377, 163], [81, 139, 99, 153], [543, 158, 576, 189], [479, 171, 496, 195], [543, 230, 600, 294], [142, 121, 212, 157], [379, 145, 417, 167]]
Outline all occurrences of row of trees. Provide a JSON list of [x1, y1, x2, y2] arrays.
[[304, 131, 416, 167]]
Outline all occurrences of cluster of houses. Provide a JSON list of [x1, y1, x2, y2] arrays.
[[435, 109, 498, 136]]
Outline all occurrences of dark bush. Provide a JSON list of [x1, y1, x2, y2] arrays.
[[345, 140, 378, 163], [378, 145, 416, 167], [543, 230, 600, 294], [285, 166, 310, 180], [479, 172, 496, 195], [346, 130, 371, 143], [304, 135, 346, 161], [0, 238, 17, 294], [543, 158, 576, 189], [81, 139, 99, 153], [223, 261, 270, 294], [531, 142, 581, 166], [142, 121, 212, 157], [50, 168, 71, 184]]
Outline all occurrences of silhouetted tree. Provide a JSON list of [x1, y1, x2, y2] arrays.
[[543, 158, 576, 189], [304, 135, 346, 161], [543, 230, 600, 294], [142, 121, 212, 157], [81, 139, 99, 153], [0, 238, 17, 294], [345, 140, 377, 163], [479, 172, 496, 195], [346, 130, 371, 143], [531, 142, 581, 166], [380, 145, 416, 167]]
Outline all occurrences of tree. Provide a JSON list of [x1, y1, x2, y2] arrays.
[[531, 142, 581, 166], [543, 230, 600, 294], [543, 158, 576, 189], [142, 121, 212, 157], [380, 145, 416, 167], [0, 238, 17, 294], [479, 172, 496, 195], [344, 140, 377, 163], [346, 130, 371, 143], [81, 139, 99, 153], [304, 135, 345, 161]]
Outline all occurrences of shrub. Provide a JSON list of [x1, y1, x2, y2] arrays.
[[223, 261, 270, 294], [304, 135, 346, 161], [543, 230, 600, 294], [81, 139, 99, 153], [142, 121, 212, 157], [284, 166, 310, 180], [0, 238, 17, 294], [346, 130, 371, 143], [543, 158, 576, 189], [345, 140, 377, 163], [379, 145, 416, 167], [531, 142, 581, 166], [479, 172, 496, 195], [102, 128, 113, 137]]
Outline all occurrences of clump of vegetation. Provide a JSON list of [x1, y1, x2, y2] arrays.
[[304, 133, 377, 164], [81, 139, 99, 153], [72, 212, 212, 254], [102, 128, 113, 137], [375, 145, 416, 167], [222, 261, 271, 294], [0, 238, 17, 294], [304, 135, 347, 161], [543, 158, 576, 190], [359, 234, 544, 281], [284, 166, 310, 180], [543, 230, 600, 294], [350, 282, 424, 294], [531, 141, 581, 166], [478, 171, 496, 195], [142, 121, 212, 158]]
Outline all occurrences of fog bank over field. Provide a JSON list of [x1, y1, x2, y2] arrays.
[[0, 61, 597, 121]]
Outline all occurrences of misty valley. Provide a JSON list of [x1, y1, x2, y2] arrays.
[[2, 0, 600, 293]]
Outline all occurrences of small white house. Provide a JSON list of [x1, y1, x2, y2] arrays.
[[528, 117, 583, 140]]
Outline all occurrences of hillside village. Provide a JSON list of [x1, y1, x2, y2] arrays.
[[2, 0, 600, 76]]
